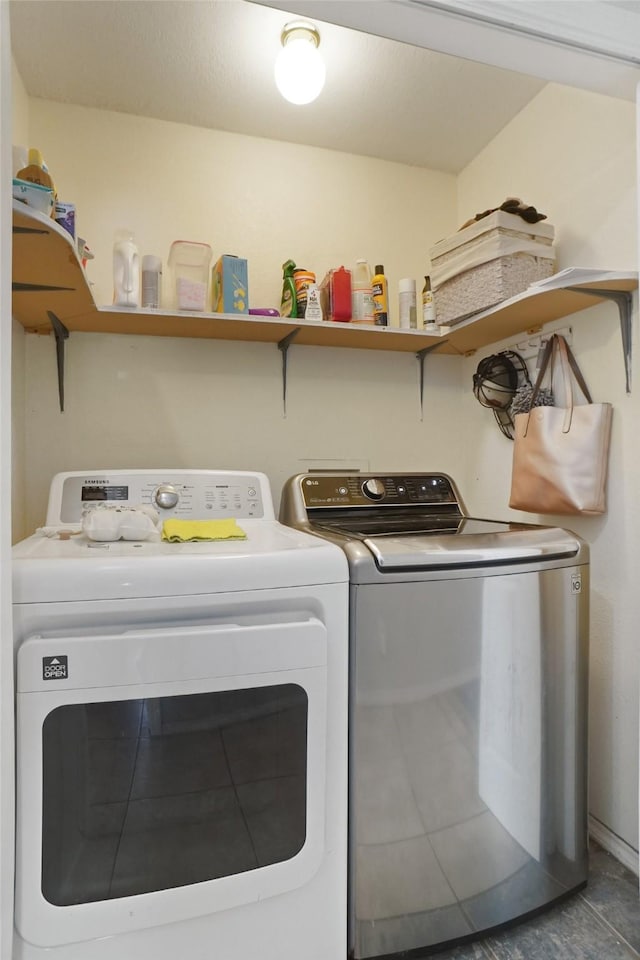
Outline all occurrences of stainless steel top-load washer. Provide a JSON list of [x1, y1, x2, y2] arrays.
[[280, 472, 589, 960]]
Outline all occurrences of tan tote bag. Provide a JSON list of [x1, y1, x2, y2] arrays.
[[509, 334, 612, 516]]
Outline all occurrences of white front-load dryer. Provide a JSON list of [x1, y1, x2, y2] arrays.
[[12, 470, 348, 960]]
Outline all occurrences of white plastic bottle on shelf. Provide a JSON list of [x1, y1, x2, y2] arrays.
[[351, 259, 375, 323], [113, 230, 140, 307], [304, 283, 323, 322], [141, 255, 162, 309], [399, 278, 417, 329]]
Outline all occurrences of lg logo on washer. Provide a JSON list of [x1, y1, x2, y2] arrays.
[[42, 655, 68, 681]]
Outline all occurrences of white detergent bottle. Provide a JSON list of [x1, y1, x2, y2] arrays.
[[351, 259, 374, 323], [113, 230, 140, 307]]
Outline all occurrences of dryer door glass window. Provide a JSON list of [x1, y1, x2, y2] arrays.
[[41, 684, 308, 905]]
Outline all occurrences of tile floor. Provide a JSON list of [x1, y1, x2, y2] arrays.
[[434, 841, 640, 959]]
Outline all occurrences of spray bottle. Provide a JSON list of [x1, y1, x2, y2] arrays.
[[281, 259, 298, 318]]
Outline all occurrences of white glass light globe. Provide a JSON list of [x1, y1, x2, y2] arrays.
[[275, 35, 326, 105]]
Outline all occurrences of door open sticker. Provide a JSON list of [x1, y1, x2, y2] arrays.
[[42, 656, 68, 680]]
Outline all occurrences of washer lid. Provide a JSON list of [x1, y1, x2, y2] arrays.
[[13, 521, 348, 603], [361, 520, 582, 570]]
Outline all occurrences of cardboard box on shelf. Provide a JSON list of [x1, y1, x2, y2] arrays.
[[212, 255, 249, 314]]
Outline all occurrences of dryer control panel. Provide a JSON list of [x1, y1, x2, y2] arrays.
[[298, 473, 461, 508], [48, 470, 271, 524]]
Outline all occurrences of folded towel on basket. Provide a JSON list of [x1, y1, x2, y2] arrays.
[[162, 519, 247, 543]]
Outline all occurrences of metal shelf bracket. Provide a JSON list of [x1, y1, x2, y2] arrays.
[[566, 286, 634, 393], [416, 340, 449, 420], [277, 328, 301, 417], [47, 310, 69, 412]]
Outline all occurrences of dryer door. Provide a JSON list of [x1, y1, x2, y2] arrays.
[[16, 616, 327, 947]]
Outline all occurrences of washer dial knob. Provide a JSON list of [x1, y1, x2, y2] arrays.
[[362, 478, 386, 501], [154, 484, 179, 510]]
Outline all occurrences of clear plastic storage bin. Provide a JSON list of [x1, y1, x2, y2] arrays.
[[167, 241, 213, 311]]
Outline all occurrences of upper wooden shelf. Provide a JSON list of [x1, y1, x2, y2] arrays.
[[440, 272, 638, 355], [12, 201, 638, 361], [11, 202, 451, 355]]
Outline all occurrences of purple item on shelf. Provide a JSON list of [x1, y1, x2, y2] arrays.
[[54, 202, 76, 239], [249, 308, 280, 317]]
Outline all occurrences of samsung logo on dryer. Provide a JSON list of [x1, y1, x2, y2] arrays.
[[83, 479, 111, 484]]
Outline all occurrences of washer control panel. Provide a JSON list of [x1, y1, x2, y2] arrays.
[[299, 474, 460, 508], [52, 471, 268, 524]]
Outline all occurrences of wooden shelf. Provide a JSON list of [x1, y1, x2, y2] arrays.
[[73, 306, 456, 353], [13, 202, 97, 328], [11, 202, 453, 355], [12, 202, 638, 372], [441, 274, 638, 355]]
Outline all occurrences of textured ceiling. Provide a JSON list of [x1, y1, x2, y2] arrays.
[[10, 0, 547, 173]]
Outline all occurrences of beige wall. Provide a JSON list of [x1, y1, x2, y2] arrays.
[[28, 100, 457, 318], [457, 83, 639, 853], [21, 99, 462, 531], [11, 56, 28, 145], [457, 84, 636, 271], [14, 79, 639, 858]]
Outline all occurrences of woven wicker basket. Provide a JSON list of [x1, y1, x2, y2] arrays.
[[430, 211, 555, 327]]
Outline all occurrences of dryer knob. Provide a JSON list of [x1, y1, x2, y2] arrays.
[[154, 484, 179, 510], [362, 478, 386, 501]]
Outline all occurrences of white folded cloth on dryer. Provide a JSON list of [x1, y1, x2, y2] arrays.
[[81, 503, 161, 542]]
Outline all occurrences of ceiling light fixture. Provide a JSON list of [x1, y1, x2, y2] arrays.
[[275, 20, 326, 105]]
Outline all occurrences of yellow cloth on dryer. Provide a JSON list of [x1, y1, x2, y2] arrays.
[[161, 519, 247, 542]]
